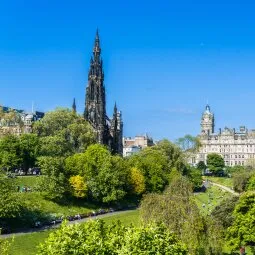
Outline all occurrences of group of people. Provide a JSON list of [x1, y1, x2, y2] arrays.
[[14, 168, 41, 176]]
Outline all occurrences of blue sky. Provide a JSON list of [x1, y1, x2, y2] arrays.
[[1, 1, 255, 141]]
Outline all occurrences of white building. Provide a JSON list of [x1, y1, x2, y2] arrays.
[[123, 134, 154, 157], [123, 145, 141, 157], [194, 105, 255, 166]]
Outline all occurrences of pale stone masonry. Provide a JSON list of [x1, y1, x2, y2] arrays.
[[194, 105, 255, 166], [0, 106, 44, 136], [123, 134, 154, 157]]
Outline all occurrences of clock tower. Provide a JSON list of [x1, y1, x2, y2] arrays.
[[201, 104, 214, 135]]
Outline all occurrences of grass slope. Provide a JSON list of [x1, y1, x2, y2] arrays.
[[7, 210, 140, 255], [205, 176, 233, 189], [20, 192, 100, 216], [15, 176, 42, 189], [194, 185, 232, 215]]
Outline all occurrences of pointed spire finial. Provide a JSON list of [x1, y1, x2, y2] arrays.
[[93, 28, 101, 57], [96, 28, 99, 39], [95, 28, 100, 44], [72, 98, 77, 113], [114, 102, 117, 113]]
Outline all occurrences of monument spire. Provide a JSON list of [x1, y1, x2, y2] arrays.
[[72, 98, 77, 113]]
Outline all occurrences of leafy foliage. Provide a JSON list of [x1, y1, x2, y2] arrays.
[[33, 108, 96, 156], [197, 161, 207, 172], [0, 173, 22, 218], [187, 167, 203, 190], [211, 196, 239, 228], [37, 220, 188, 255], [245, 173, 255, 191], [155, 139, 187, 173], [19, 134, 40, 172], [128, 167, 146, 195], [140, 176, 223, 254], [0, 135, 22, 171], [64, 145, 128, 203], [81, 145, 128, 203], [128, 147, 170, 193], [69, 175, 88, 198], [207, 153, 225, 174], [232, 169, 255, 193], [176, 134, 201, 152], [36, 157, 67, 200], [0, 134, 39, 173], [227, 191, 255, 249]]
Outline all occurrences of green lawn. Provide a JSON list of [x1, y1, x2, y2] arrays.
[[7, 210, 140, 255], [194, 185, 232, 215], [15, 176, 42, 189], [205, 176, 233, 188], [20, 192, 100, 217], [5, 192, 103, 232], [102, 209, 140, 226]]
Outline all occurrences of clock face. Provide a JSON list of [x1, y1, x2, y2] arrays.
[[204, 118, 209, 123]]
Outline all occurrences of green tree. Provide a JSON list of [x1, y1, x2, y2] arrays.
[[33, 108, 77, 137], [207, 153, 225, 175], [187, 167, 203, 190], [155, 139, 187, 173], [197, 161, 207, 172], [19, 134, 40, 173], [0, 172, 22, 218], [232, 169, 255, 193], [65, 153, 87, 177], [37, 220, 188, 255], [69, 175, 88, 198], [81, 145, 128, 203], [128, 147, 170, 193], [36, 157, 67, 200], [211, 196, 239, 228], [66, 145, 128, 203], [39, 135, 70, 157], [140, 176, 218, 254], [246, 174, 255, 191], [176, 135, 201, 152], [33, 108, 95, 157], [0, 135, 21, 171], [128, 167, 146, 195], [227, 191, 255, 250]]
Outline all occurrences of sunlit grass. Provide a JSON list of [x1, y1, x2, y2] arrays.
[[6, 210, 140, 255]]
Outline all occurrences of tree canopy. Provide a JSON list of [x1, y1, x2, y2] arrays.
[[140, 176, 222, 254], [207, 153, 225, 174], [227, 192, 255, 249], [37, 220, 188, 255]]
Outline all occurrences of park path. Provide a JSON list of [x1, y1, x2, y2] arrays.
[[211, 182, 239, 196], [0, 209, 136, 239]]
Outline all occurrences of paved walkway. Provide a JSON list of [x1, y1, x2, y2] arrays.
[[211, 182, 239, 196], [0, 209, 135, 239]]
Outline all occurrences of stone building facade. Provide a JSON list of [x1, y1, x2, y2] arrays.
[[123, 134, 154, 157], [84, 30, 123, 155], [0, 106, 44, 136], [195, 105, 255, 166]]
